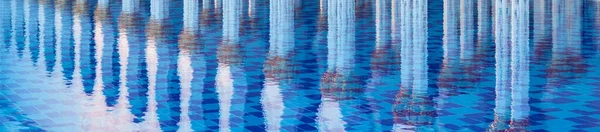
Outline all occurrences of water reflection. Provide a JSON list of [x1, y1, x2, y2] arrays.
[[24, 0, 39, 68], [145, 0, 168, 130], [366, 0, 395, 131], [548, 0, 585, 87], [217, 0, 248, 131], [391, 0, 430, 131], [490, 0, 530, 131], [261, 0, 294, 131], [317, 0, 355, 131], [1, 0, 600, 131]]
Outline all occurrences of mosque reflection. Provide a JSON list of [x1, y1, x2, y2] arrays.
[[1, 0, 599, 131]]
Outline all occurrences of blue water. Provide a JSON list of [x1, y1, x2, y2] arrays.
[[1, 0, 600, 131]]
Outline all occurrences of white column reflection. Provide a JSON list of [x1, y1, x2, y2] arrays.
[[317, 0, 355, 131], [145, 0, 169, 130], [248, 0, 255, 18], [262, 0, 294, 131], [490, 0, 531, 131], [392, 0, 429, 131], [218, 0, 244, 131], [509, 0, 530, 129], [491, 0, 512, 130], [177, 0, 200, 131]]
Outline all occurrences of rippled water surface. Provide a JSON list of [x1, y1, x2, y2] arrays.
[[1, 0, 600, 131]]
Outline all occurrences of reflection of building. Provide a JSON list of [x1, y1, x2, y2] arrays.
[[261, 0, 295, 131], [391, 0, 431, 131], [317, 0, 356, 131], [490, 0, 530, 131]]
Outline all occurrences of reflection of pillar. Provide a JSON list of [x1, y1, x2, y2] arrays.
[[150, 0, 168, 20], [24, 0, 38, 67], [96, 0, 122, 108], [248, 0, 255, 18], [218, 0, 247, 131], [375, 0, 390, 49], [548, 0, 584, 86], [491, 0, 512, 130], [317, 0, 355, 131], [392, 0, 429, 131], [262, 0, 294, 131], [460, 0, 475, 61], [442, 0, 460, 60], [533, 0, 552, 61], [509, 0, 530, 130], [11, 0, 24, 58], [145, 0, 169, 130], [119, 0, 150, 126], [436, 1, 460, 130], [122, 0, 139, 13], [177, 0, 200, 131], [0, 0, 10, 51], [490, 0, 531, 131], [436, 0, 460, 97]]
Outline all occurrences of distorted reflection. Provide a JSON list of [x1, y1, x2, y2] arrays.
[[145, 0, 169, 130], [317, 0, 355, 131], [23, 0, 38, 69], [490, 0, 530, 131], [547, 0, 585, 87], [217, 0, 248, 131], [366, 0, 396, 131], [1, 1, 600, 132], [177, 0, 203, 131], [392, 0, 430, 131], [261, 0, 294, 131]]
